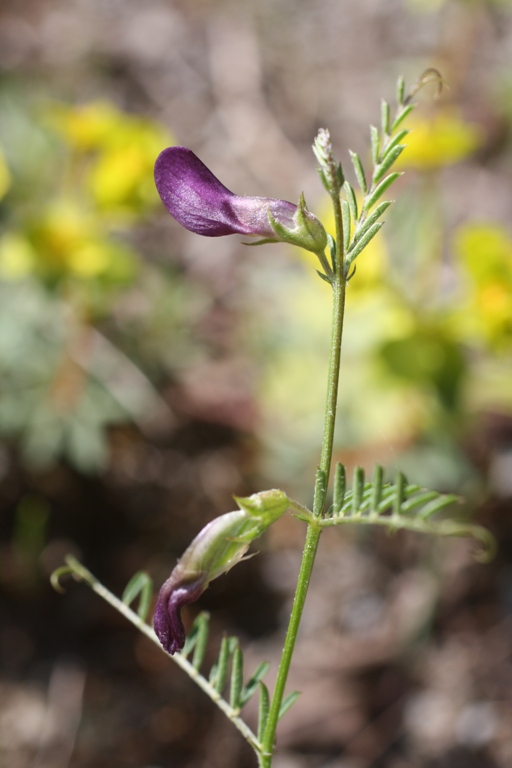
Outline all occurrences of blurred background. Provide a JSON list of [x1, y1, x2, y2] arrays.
[[1, 0, 512, 766]]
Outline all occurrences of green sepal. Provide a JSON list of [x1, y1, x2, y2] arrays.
[[268, 194, 328, 256], [243, 238, 279, 247], [233, 489, 289, 524]]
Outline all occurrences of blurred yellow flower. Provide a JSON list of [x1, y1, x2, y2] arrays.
[[452, 222, 512, 347], [27, 201, 136, 281], [0, 233, 35, 279], [47, 101, 122, 151], [455, 222, 512, 282], [46, 100, 173, 215], [0, 148, 11, 200], [397, 110, 482, 170], [87, 121, 168, 212]]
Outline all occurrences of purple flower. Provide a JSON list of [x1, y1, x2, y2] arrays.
[[153, 490, 289, 655], [153, 510, 252, 655], [154, 146, 327, 254], [154, 572, 208, 655]]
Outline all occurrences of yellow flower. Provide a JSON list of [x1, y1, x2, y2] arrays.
[[452, 222, 512, 347], [0, 233, 35, 279], [46, 101, 125, 151], [397, 109, 482, 170], [0, 148, 11, 200], [27, 201, 136, 281], [87, 121, 168, 212], [46, 100, 173, 215]]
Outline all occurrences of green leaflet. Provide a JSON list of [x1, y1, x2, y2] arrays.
[[292, 465, 494, 562]]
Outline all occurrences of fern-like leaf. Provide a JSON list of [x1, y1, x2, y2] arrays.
[[240, 661, 271, 707], [295, 465, 494, 561]]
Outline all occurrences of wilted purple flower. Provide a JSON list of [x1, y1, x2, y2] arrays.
[[154, 146, 327, 255], [154, 490, 289, 655], [154, 571, 208, 655]]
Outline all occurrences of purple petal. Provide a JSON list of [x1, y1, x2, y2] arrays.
[[154, 573, 207, 655], [154, 146, 297, 238], [230, 195, 297, 239]]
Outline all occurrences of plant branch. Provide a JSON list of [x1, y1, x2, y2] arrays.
[[55, 556, 261, 754]]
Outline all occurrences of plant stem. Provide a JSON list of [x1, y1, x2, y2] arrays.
[[60, 557, 261, 753], [259, 524, 321, 766], [261, 192, 346, 766]]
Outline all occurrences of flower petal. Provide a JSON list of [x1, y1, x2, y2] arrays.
[[154, 572, 207, 655], [154, 146, 297, 238]]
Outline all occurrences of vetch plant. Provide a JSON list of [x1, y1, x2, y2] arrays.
[[53, 72, 494, 768]]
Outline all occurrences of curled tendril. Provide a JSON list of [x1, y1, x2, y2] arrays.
[[51, 555, 96, 593], [405, 68, 447, 105], [50, 566, 75, 593], [468, 525, 497, 564]]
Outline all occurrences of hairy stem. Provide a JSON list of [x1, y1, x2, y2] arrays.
[[259, 524, 321, 766], [261, 191, 347, 765]]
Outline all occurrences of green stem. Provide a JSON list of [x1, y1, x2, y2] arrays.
[[317, 277, 346, 510], [259, 524, 321, 766], [317, 184, 346, 507], [260, 190, 346, 766]]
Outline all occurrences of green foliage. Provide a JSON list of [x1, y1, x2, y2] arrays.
[[122, 571, 153, 621], [294, 464, 494, 561], [180, 612, 279, 718], [257, 683, 270, 743]]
